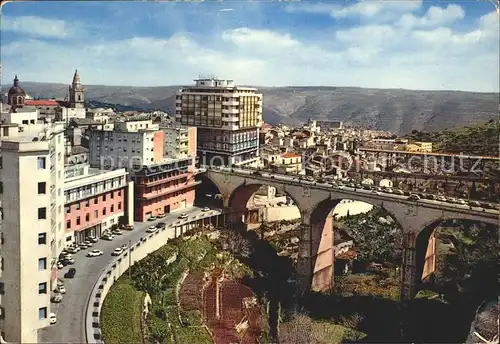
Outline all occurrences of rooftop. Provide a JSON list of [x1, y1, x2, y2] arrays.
[[281, 152, 301, 158]]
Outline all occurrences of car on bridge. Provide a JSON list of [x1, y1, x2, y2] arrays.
[[408, 194, 421, 201], [111, 248, 124, 256]]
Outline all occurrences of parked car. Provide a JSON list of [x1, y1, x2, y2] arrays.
[[122, 224, 134, 230], [102, 233, 114, 241], [120, 244, 129, 250], [157, 213, 166, 218], [156, 222, 166, 229], [78, 242, 89, 249], [86, 249, 104, 257], [57, 262, 64, 269], [456, 199, 467, 205], [49, 313, 57, 324], [202, 207, 210, 212], [394, 189, 405, 195], [111, 248, 124, 256], [87, 236, 99, 243], [57, 285, 66, 294], [111, 229, 123, 236], [63, 258, 75, 265], [178, 213, 188, 219], [148, 216, 157, 221], [437, 196, 447, 202], [64, 268, 76, 278], [66, 247, 79, 254], [146, 226, 158, 233], [51, 293, 63, 303]]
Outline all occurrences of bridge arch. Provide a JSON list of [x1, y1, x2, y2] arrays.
[[412, 216, 499, 296], [303, 196, 405, 292], [228, 181, 305, 220]]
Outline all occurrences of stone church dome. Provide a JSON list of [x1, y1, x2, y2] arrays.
[[8, 75, 26, 97]]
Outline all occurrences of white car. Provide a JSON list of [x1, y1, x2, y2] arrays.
[[111, 229, 123, 236], [111, 248, 123, 256], [86, 249, 104, 257], [146, 226, 158, 233], [178, 213, 188, 219], [49, 313, 57, 324], [202, 207, 210, 212], [57, 285, 66, 294], [57, 262, 64, 269]]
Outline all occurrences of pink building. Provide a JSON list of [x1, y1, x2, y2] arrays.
[[63, 164, 130, 243]]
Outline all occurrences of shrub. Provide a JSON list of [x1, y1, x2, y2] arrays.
[[100, 277, 144, 344]]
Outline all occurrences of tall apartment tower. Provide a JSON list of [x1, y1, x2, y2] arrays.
[[175, 77, 262, 167], [68, 69, 85, 109], [0, 114, 66, 342]]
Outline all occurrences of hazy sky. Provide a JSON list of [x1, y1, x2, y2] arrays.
[[1, 0, 499, 92]]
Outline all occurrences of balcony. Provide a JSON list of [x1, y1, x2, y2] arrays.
[[65, 182, 127, 204], [137, 180, 200, 200], [136, 171, 190, 187]]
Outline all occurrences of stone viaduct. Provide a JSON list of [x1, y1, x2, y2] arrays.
[[201, 168, 499, 300]]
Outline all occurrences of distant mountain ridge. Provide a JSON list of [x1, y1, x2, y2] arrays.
[[3, 81, 498, 134]]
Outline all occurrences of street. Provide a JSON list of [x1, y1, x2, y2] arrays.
[[38, 206, 215, 344]]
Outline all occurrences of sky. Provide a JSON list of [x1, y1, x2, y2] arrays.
[[1, 0, 499, 92]]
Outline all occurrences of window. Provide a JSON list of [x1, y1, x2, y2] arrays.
[[76, 216, 80, 225], [0, 282, 4, 294], [0, 182, 3, 194], [85, 213, 90, 222], [38, 282, 47, 294], [39, 307, 47, 320], [38, 182, 46, 194], [103, 194, 106, 201], [38, 258, 47, 271], [38, 233, 47, 245], [66, 220, 71, 229], [66, 236, 72, 242], [102, 208, 107, 216], [110, 205, 114, 213], [65, 206, 70, 214], [75, 203, 80, 210], [118, 190, 121, 196], [94, 210, 98, 218], [38, 207, 47, 219], [37, 157, 46, 169], [94, 198, 98, 205], [85, 200, 90, 207], [110, 192, 114, 199]]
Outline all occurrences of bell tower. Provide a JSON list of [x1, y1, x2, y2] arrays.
[[69, 69, 85, 108]]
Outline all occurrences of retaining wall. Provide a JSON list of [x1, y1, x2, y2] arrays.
[[85, 212, 219, 343]]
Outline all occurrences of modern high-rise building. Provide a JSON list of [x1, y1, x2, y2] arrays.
[[88, 119, 199, 222], [175, 77, 262, 167], [0, 106, 66, 342]]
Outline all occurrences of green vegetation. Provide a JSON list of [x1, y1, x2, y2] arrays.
[[334, 273, 400, 301], [100, 277, 145, 344], [278, 312, 366, 344], [409, 119, 500, 156], [337, 208, 403, 266]]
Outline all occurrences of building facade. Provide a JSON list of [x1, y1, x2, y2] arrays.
[[64, 164, 130, 244], [175, 77, 262, 167], [89, 119, 198, 222], [0, 105, 66, 342]]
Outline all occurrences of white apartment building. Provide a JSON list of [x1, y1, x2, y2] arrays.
[[88, 119, 162, 169], [161, 125, 196, 159], [0, 110, 66, 343], [175, 77, 263, 167]]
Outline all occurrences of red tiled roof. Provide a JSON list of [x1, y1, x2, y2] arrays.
[[25, 99, 59, 107], [281, 152, 301, 158]]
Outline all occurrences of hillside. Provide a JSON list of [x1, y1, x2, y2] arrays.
[[3, 81, 498, 134], [407, 119, 500, 156]]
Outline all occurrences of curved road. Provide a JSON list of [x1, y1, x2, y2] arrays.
[[38, 206, 213, 344]]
